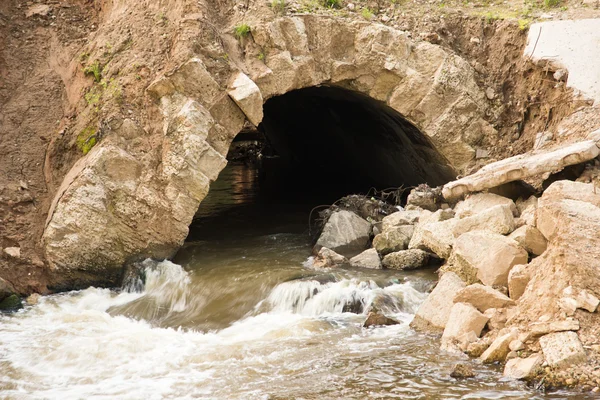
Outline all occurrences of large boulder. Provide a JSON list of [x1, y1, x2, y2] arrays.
[[382, 249, 429, 270], [372, 225, 414, 255], [507, 264, 531, 300], [411, 272, 466, 332], [452, 204, 515, 238], [349, 248, 382, 269], [409, 209, 454, 251], [453, 231, 528, 287], [508, 225, 547, 256], [503, 354, 544, 380], [416, 219, 457, 259], [455, 193, 518, 218], [443, 140, 600, 200], [453, 284, 515, 312], [441, 302, 488, 347], [480, 329, 518, 363], [315, 210, 371, 257], [381, 210, 421, 231], [539, 331, 587, 368]]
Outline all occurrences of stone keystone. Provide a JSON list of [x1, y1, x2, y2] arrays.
[[227, 71, 264, 126]]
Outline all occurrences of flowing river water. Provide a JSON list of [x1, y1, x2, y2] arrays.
[[0, 162, 588, 399]]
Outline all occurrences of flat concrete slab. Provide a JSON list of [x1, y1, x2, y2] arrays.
[[524, 19, 600, 105]]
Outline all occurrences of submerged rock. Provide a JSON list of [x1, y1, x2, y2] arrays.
[[0, 294, 23, 312], [363, 311, 399, 328], [450, 363, 475, 378]]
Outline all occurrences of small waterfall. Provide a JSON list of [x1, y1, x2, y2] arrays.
[[109, 259, 192, 321], [263, 278, 427, 316]]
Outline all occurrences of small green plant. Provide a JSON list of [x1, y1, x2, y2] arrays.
[[323, 0, 340, 8], [258, 51, 266, 61], [79, 52, 90, 63], [544, 0, 560, 7], [234, 23, 251, 39], [518, 18, 531, 30], [271, 0, 286, 14], [157, 11, 168, 23], [84, 88, 102, 107], [361, 7, 374, 20], [77, 126, 98, 155], [83, 61, 102, 83]]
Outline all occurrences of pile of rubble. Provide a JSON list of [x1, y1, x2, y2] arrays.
[[312, 132, 600, 390]]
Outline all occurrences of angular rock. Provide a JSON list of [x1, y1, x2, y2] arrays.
[[454, 284, 515, 312], [508, 225, 547, 256], [577, 289, 600, 312], [443, 140, 600, 201], [528, 319, 580, 337], [539, 331, 587, 368], [409, 209, 454, 251], [373, 225, 414, 255], [316, 210, 371, 257], [418, 219, 457, 259], [382, 249, 429, 270], [483, 308, 509, 331], [442, 303, 488, 343], [559, 297, 578, 316], [349, 248, 382, 269], [453, 231, 528, 287], [3, 247, 20, 258], [312, 247, 349, 269], [363, 311, 400, 327], [480, 329, 518, 363], [382, 210, 421, 231], [407, 185, 442, 211], [455, 193, 518, 218], [452, 204, 515, 238], [411, 272, 466, 332], [466, 336, 493, 357], [227, 72, 264, 126], [503, 353, 544, 380], [516, 196, 538, 227], [507, 264, 531, 300]]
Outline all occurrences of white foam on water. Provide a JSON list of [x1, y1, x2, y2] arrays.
[[0, 260, 430, 399]]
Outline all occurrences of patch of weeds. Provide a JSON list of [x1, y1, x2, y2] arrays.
[[77, 126, 98, 155], [544, 0, 560, 7], [271, 0, 286, 14], [299, 0, 320, 12], [323, 0, 340, 8], [361, 7, 374, 20], [84, 86, 102, 107], [234, 23, 251, 39], [83, 61, 102, 83], [79, 52, 90, 64], [156, 11, 168, 24], [518, 18, 531, 30]]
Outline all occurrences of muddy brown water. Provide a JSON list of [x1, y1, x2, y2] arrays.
[[0, 162, 590, 399]]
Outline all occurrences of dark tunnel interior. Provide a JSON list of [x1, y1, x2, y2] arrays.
[[186, 85, 456, 240]]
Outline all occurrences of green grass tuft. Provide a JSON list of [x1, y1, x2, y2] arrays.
[[234, 24, 251, 39]]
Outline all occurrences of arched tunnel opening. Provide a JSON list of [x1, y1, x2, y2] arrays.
[[184, 85, 456, 242]]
